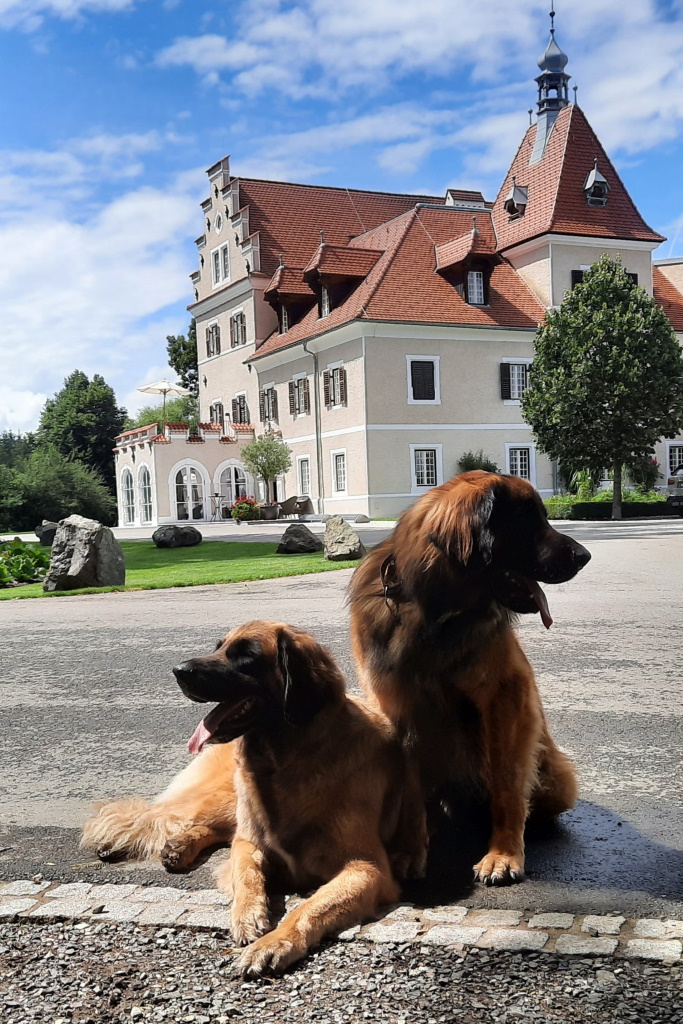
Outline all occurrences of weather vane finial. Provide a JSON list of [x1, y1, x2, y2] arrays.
[[550, 7, 556, 35]]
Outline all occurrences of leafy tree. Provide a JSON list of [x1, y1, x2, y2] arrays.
[[522, 255, 683, 519], [457, 449, 500, 474], [0, 431, 35, 469], [124, 396, 197, 431], [242, 437, 293, 503], [37, 371, 127, 492], [167, 319, 199, 398], [0, 447, 116, 532]]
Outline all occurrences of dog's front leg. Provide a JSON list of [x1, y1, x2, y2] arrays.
[[220, 838, 272, 945], [237, 855, 399, 977], [473, 686, 540, 886]]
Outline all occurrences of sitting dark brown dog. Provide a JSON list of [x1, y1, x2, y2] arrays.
[[349, 471, 591, 886], [83, 621, 426, 976]]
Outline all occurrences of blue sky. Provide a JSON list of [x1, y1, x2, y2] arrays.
[[2, 0, 683, 431]]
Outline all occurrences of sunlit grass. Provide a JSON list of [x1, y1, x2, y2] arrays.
[[0, 541, 358, 600]]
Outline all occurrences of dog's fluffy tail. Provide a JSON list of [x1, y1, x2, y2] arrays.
[[80, 798, 192, 863]]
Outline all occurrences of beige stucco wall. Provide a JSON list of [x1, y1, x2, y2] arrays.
[[550, 241, 654, 304], [507, 245, 551, 307], [656, 261, 683, 293]]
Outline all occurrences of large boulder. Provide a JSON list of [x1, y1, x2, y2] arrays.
[[152, 525, 203, 548], [276, 523, 323, 554], [34, 520, 59, 547], [43, 516, 125, 592], [323, 516, 367, 562]]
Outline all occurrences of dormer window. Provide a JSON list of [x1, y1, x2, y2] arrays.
[[320, 286, 331, 318], [584, 159, 609, 206], [280, 306, 289, 334], [467, 270, 486, 306], [504, 181, 529, 220]]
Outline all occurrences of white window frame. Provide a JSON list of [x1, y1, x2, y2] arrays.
[[293, 371, 309, 418], [666, 442, 683, 476], [406, 355, 441, 406], [320, 286, 331, 318], [230, 308, 247, 347], [262, 381, 278, 423], [121, 467, 136, 524], [206, 319, 220, 358], [211, 244, 230, 288], [467, 270, 486, 306], [326, 360, 345, 408], [409, 443, 443, 494], [505, 443, 537, 485], [215, 213, 223, 234], [138, 464, 153, 525], [233, 390, 248, 425], [500, 356, 533, 406], [330, 448, 347, 496], [297, 455, 311, 497]]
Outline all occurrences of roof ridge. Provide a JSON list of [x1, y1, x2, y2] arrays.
[[357, 210, 419, 318], [234, 177, 443, 204], [547, 105, 573, 235]]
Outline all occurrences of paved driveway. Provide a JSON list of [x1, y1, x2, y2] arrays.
[[0, 521, 681, 919]]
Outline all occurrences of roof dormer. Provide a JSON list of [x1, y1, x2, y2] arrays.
[[504, 179, 529, 220], [584, 158, 610, 207]]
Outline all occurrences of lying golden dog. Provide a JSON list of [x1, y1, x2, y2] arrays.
[[82, 621, 426, 975], [349, 471, 591, 886]]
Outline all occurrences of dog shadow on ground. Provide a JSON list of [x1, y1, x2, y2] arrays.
[[401, 795, 683, 908]]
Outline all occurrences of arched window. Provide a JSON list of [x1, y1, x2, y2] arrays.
[[219, 464, 247, 507], [175, 466, 205, 521], [121, 469, 135, 524], [139, 466, 153, 524]]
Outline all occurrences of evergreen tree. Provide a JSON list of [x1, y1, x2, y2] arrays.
[[0, 431, 35, 469], [37, 371, 127, 492], [522, 255, 683, 519], [166, 319, 199, 398]]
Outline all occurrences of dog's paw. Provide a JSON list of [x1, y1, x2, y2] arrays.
[[391, 846, 428, 881], [160, 841, 192, 873], [473, 852, 525, 886], [237, 935, 302, 977], [230, 904, 272, 946], [96, 844, 129, 864]]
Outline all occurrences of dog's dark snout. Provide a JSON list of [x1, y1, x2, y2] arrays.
[[571, 542, 591, 570], [172, 662, 194, 683]]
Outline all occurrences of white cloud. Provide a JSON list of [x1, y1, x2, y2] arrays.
[[0, 134, 203, 433], [0, 0, 139, 31], [156, 0, 683, 161]]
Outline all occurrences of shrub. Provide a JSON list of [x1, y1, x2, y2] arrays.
[[457, 450, 500, 474], [627, 455, 660, 493], [0, 539, 50, 588], [231, 496, 261, 522]]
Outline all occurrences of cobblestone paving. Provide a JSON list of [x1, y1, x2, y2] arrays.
[[1, 880, 681, 965]]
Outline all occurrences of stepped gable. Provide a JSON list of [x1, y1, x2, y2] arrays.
[[232, 178, 444, 276], [252, 206, 544, 360], [492, 105, 665, 252], [654, 267, 683, 331]]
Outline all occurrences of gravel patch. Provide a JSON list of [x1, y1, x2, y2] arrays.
[[1, 918, 682, 1023]]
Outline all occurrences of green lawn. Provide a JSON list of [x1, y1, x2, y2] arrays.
[[0, 541, 359, 600]]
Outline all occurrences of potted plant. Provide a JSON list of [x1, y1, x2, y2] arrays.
[[241, 437, 293, 519], [230, 496, 261, 523]]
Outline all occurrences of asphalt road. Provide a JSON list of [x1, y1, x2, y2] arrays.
[[0, 519, 681, 921]]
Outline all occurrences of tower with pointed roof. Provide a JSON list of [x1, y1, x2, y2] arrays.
[[492, 9, 665, 309]]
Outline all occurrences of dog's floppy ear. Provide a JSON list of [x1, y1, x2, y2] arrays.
[[424, 476, 495, 567], [276, 626, 344, 724]]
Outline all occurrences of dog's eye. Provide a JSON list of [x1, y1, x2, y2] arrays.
[[224, 638, 263, 664]]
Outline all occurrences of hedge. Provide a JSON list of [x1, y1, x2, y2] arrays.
[[544, 499, 679, 520]]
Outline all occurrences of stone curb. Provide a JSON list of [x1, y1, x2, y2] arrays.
[[1, 879, 681, 965]]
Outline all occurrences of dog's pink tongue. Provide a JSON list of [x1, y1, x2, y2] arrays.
[[188, 718, 212, 757], [528, 579, 553, 629]]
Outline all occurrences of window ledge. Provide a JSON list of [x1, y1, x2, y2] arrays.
[[503, 399, 522, 406], [407, 398, 441, 406]]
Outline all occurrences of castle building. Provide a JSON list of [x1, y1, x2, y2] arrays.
[[114, 19, 683, 527]]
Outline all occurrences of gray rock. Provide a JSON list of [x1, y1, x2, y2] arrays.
[[354, 514, 371, 523], [35, 520, 59, 546], [43, 516, 125, 592], [152, 525, 203, 549], [323, 516, 367, 562], [276, 524, 323, 554]]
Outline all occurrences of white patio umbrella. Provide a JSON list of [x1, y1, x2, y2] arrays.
[[136, 379, 191, 428]]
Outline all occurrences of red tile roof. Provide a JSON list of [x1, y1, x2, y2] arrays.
[[492, 106, 665, 251], [264, 265, 313, 298], [435, 224, 496, 271], [303, 243, 383, 278], [231, 178, 444, 276], [252, 207, 544, 359], [654, 267, 683, 331]]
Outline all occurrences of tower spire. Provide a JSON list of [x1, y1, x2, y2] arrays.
[[536, 6, 570, 115]]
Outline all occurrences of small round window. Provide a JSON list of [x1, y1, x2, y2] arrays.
[[215, 213, 223, 234]]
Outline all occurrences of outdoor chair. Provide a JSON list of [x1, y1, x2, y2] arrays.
[[277, 496, 299, 519], [294, 496, 314, 515]]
